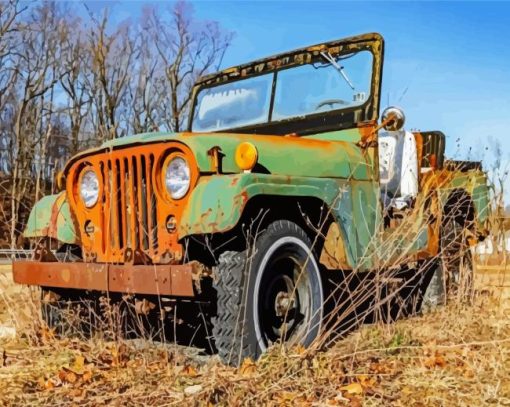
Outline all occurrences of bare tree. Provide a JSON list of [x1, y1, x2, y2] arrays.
[[0, 1, 26, 109], [127, 22, 161, 134], [85, 9, 136, 141], [8, 3, 68, 247], [0, 0, 26, 173], [146, 1, 233, 132], [60, 16, 91, 156]]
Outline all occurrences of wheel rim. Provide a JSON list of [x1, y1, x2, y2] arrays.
[[253, 236, 323, 351]]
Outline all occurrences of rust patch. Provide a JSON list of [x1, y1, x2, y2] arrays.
[[207, 146, 223, 174], [319, 223, 350, 270], [135, 299, 156, 315], [108, 264, 193, 296], [357, 121, 378, 146], [13, 261, 196, 297], [189, 260, 212, 294], [13, 261, 108, 291]]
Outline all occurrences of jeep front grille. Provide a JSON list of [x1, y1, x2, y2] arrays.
[[67, 144, 195, 264], [100, 154, 159, 259]]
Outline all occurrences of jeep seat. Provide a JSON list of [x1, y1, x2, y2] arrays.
[[378, 130, 419, 210]]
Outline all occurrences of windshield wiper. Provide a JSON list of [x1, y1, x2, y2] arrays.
[[320, 51, 355, 90]]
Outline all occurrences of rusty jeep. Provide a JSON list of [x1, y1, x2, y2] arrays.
[[13, 33, 490, 365]]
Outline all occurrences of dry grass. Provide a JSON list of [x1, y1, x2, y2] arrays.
[[1, 261, 509, 406]]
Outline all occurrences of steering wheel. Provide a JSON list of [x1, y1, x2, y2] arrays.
[[315, 99, 349, 110]]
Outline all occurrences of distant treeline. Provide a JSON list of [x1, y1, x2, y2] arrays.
[[0, 0, 233, 248]]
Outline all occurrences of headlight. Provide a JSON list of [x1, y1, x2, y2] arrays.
[[79, 169, 99, 208], [165, 156, 190, 199]]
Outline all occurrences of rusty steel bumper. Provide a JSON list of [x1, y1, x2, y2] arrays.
[[12, 261, 195, 297]]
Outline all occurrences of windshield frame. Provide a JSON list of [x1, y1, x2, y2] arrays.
[[188, 33, 384, 136]]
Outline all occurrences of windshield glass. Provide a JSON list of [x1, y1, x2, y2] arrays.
[[272, 50, 373, 120], [192, 74, 273, 132], [191, 49, 373, 132]]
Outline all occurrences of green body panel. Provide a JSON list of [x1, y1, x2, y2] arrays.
[[179, 173, 381, 269], [24, 192, 79, 244], [183, 132, 370, 180]]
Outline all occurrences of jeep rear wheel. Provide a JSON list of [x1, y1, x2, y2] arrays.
[[441, 216, 474, 302], [422, 215, 474, 311], [212, 220, 324, 366]]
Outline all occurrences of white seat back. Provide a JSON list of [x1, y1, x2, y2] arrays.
[[378, 130, 419, 206]]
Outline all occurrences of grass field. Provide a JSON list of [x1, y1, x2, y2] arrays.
[[0, 259, 509, 406]]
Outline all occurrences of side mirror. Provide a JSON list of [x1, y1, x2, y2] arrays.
[[381, 106, 405, 131]]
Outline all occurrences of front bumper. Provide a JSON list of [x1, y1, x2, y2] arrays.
[[12, 261, 196, 297]]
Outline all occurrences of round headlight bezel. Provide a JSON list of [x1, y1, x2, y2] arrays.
[[78, 167, 100, 209], [162, 154, 191, 200]]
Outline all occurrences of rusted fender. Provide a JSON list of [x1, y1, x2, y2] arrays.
[[179, 173, 363, 268], [24, 192, 79, 244]]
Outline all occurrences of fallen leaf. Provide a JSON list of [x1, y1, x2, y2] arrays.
[[44, 380, 55, 390], [184, 384, 202, 395], [75, 354, 85, 365], [71, 388, 84, 398], [294, 344, 306, 355], [65, 371, 78, 384], [182, 365, 198, 377], [239, 358, 257, 376], [340, 382, 363, 395], [349, 397, 362, 407], [370, 361, 396, 374], [274, 391, 296, 403], [358, 375, 376, 390], [39, 326, 55, 342], [82, 371, 93, 383], [424, 354, 446, 369], [401, 385, 413, 395], [72, 355, 85, 374]]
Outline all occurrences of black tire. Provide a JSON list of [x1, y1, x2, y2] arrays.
[[378, 261, 437, 322], [422, 214, 474, 310], [441, 215, 474, 302], [212, 220, 324, 366], [421, 259, 445, 312]]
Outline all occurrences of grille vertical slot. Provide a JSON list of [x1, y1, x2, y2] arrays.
[[96, 150, 160, 262], [139, 155, 149, 251], [149, 154, 158, 252], [115, 159, 124, 250]]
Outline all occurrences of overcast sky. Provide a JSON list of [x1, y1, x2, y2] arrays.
[[82, 0, 510, 202]]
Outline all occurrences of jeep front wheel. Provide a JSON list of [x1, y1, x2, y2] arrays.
[[212, 220, 324, 366]]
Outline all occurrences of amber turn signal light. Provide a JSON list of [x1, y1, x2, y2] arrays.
[[235, 142, 258, 171]]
